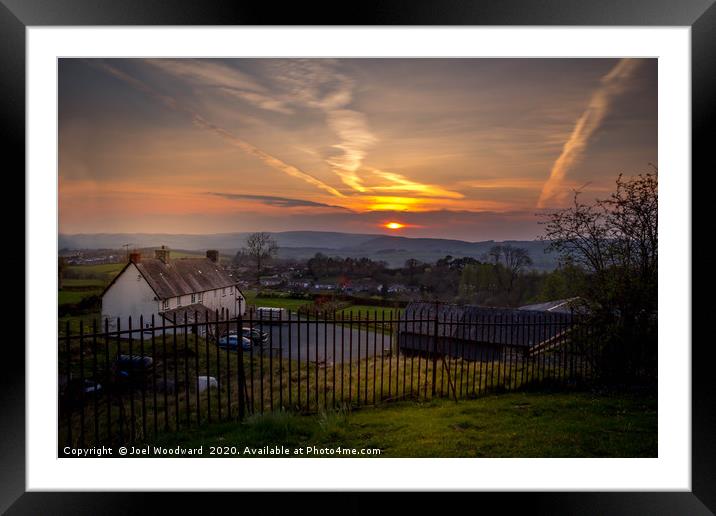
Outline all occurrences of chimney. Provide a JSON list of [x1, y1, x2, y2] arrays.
[[206, 250, 219, 263], [129, 251, 141, 264], [155, 245, 170, 264]]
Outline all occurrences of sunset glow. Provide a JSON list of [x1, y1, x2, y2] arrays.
[[59, 58, 657, 240]]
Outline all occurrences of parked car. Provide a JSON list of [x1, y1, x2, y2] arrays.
[[242, 327, 269, 346], [113, 354, 154, 382], [59, 378, 103, 411], [219, 328, 269, 347], [217, 333, 252, 351], [62, 378, 102, 395]]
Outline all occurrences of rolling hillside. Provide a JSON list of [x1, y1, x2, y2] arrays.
[[59, 231, 559, 270]]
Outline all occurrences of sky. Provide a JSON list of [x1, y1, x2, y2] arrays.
[[58, 58, 657, 241]]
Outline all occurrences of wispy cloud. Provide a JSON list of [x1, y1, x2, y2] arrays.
[[218, 88, 294, 114], [325, 110, 377, 192], [207, 192, 350, 210], [368, 169, 464, 199], [458, 178, 546, 190], [145, 59, 263, 91], [188, 116, 344, 197], [133, 59, 466, 207], [145, 59, 294, 114], [148, 59, 377, 190], [537, 59, 642, 208], [92, 60, 344, 198], [269, 60, 377, 192]]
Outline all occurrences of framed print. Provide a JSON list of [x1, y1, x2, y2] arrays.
[[6, 0, 715, 513]]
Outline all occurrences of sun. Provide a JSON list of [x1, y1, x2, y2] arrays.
[[384, 222, 405, 230]]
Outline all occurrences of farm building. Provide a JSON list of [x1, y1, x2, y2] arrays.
[[518, 297, 583, 314], [101, 246, 246, 334], [397, 301, 576, 360]]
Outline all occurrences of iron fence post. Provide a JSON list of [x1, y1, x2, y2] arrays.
[[432, 304, 438, 397], [237, 312, 246, 422]]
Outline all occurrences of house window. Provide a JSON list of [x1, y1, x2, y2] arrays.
[[222, 288, 226, 297], [177, 296, 182, 307], [162, 299, 169, 311], [198, 292, 203, 303], [191, 293, 197, 304]]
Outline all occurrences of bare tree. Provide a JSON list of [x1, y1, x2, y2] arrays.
[[487, 244, 533, 295], [540, 170, 658, 380], [541, 171, 657, 313], [243, 232, 278, 282]]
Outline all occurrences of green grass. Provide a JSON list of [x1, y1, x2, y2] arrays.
[[59, 290, 100, 306], [242, 289, 407, 316], [337, 305, 404, 319], [59, 311, 101, 334], [60, 262, 124, 310], [62, 278, 107, 289], [151, 392, 657, 457], [59, 330, 546, 447], [65, 262, 125, 277], [245, 295, 310, 311], [58, 321, 648, 458]]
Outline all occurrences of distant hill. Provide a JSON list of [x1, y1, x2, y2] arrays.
[[58, 231, 377, 252], [59, 231, 559, 270]]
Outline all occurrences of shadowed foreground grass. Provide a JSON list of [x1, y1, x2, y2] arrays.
[[151, 391, 656, 457]]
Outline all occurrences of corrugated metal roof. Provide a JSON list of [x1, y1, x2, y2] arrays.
[[518, 297, 581, 313], [399, 301, 573, 347], [135, 258, 236, 299]]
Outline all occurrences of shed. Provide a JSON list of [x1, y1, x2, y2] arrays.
[[397, 301, 574, 360]]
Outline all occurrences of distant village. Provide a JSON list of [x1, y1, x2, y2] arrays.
[[60, 246, 421, 301], [59, 233, 582, 312]]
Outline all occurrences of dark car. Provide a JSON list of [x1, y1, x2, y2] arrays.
[[113, 354, 154, 382], [60, 378, 103, 411], [242, 327, 269, 347]]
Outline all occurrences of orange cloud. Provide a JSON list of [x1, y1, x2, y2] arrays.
[[94, 61, 345, 199], [458, 178, 545, 190], [537, 59, 641, 208]]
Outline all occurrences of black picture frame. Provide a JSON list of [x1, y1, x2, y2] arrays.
[[5, 1, 714, 513]]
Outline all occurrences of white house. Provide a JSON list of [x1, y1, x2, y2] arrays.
[[101, 247, 246, 334]]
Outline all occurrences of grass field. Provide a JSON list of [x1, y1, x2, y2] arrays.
[[59, 311, 102, 335], [151, 391, 657, 457], [62, 278, 107, 289], [337, 305, 404, 319], [59, 290, 99, 306], [242, 289, 404, 317], [65, 262, 126, 277], [247, 296, 310, 311], [60, 262, 123, 309]]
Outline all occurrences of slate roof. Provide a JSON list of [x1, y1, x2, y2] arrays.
[[399, 301, 574, 347], [134, 258, 237, 299]]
